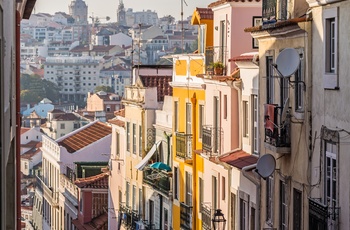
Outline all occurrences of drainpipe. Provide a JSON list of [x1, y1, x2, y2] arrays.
[[231, 80, 242, 151], [241, 164, 260, 230], [16, 11, 21, 230]]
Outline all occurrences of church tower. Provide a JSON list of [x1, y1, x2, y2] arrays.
[[117, 0, 126, 26], [69, 0, 88, 24]]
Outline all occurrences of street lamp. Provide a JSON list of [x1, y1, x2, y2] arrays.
[[212, 209, 226, 230]]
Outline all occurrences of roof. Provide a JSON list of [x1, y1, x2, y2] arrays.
[[49, 109, 64, 113], [21, 127, 31, 135], [108, 119, 125, 127], [21, 142, 42, 160], [72, 212, 108, 230], [21, 140, 40, 148], [139, 75, 173, 101], [114, 109, 125, 117], [53, 113, 78, 121], [244, 17, 310, 33], [75, 172, 109, 189], [70, 45, 116, 53], [229, 55, 255, 62], [58, 122, 111, 153], [219, 150, 258, 169], [209, 0, 261, 8], [195, 8, 213, 20]]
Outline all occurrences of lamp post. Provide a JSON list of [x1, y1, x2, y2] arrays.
[[212, 209, 226, 230]]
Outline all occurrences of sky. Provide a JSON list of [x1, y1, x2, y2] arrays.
[[34, 0, 213, 22]]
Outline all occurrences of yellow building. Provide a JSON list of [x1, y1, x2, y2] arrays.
[[171, 8, 213, 230]]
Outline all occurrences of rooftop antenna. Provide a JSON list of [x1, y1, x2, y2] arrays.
[[181, 0, 188, 53]]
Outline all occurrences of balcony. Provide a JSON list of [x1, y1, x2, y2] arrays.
[[74, 70, 80, 76], [119, 203, 140, 229], [143, 167, 171, 196], [202, 126, 223, 157], [175, 132, 192, 161], [262, 0, 277, 26], [36, 175, 59, 207], [180, 202, 192, 230], [201, 203, 212, 230], [264, 104, 291, 154], [57, 76, 63, 82], [205, 46, 226, 76], [74, 77, 80, 83]]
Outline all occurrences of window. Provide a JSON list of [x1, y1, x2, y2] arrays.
[[222, 176, 226, 201], [116, 132, 120, 156], [164, 208, 169, 230], [186, 171, 192, 206], [266, 175, 274, 223], [243, 101, 249, 137], [174, 101, 179, 132], [252, 95, 259, 154], [251, 207, 256, 230], [186, 103, 192, 134], [219, 20, 226, 63], [213, 96, 220, 153], [126, 122, 130, 151], [133, 124, 136, 154], [293, 189, 302, 230], [240, 198, 247, 230], [60, 123, 65, 129], [325, 141, 337, 208], [174, 166, 179, 200], [280, 181, 287, 230], [266, 56, 274, 104], [139, 125, 142, 157], [199, 104, 204, 139], [323, 8, 338, 89], [295, 50, 304, 112], [126, 182, 130, 207], [279, 0, 288, 20], [132, 185, 137, 211], [139, 188, 143, 216], [212, 176, 217, 210], [199, 177, 204, 213], [223, 95, 227, 119]]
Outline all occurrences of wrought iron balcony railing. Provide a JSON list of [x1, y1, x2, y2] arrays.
[[119, 203, 140, 229], [202, 125, 223, 156], [205, 46, 227, 75], [180, 202, 192, 230], [143, 168, 171, 196], [175, 132, 192, 160], [264, 104, 290, 153], [201, 203, 212, 230]]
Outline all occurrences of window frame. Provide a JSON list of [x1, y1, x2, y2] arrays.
[[126, 122, 130, 152], [323, 7, 338, 89], [280, 180, 288, 230], [266, 55, 274, 104]]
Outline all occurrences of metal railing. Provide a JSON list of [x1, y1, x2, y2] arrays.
[[202, 125, 223, 156], [201, 203, 212, 230], [143, 168, 171, 196], [120, 203, 140, 229], [175, 132, 192, 160], [180, 202, 192, 230]]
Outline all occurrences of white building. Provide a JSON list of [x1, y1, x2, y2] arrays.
[[44, 56, 100, 102], [37, 121, 112, 230]]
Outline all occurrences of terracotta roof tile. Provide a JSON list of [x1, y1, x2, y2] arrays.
[[108, 119, 125, 127], [244, 17, 310, 33], [21, 140, 40, 148], [114, 109, 125, 117], [21, 127, 31, 135], [195, 8, 213, 20], [209, 0, 261, 8], [219, 150, 258, 169], [53, 113, 78, 121], [139, 75, 173, 101], [58, 122, 111, 153], [229, 55, 255, 62], [75, 172, 109, 189], [21, 142, 42, 159]]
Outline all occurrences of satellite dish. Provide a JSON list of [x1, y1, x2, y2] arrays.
[[275, 48, 300, 77], [256, 154, 276, 179], [281, 97, 290, 125]]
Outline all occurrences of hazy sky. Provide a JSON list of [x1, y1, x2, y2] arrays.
[[34, 0, 213, 22]]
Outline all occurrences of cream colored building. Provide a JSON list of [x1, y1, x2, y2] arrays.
[[308, 0, 350, 228], [248, 2, 312, 229]]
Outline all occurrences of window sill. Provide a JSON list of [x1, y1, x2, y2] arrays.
[[323, 73, 338, 89], [293, 111, 304, 120]]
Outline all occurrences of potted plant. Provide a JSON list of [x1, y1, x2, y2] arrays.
[[212, 61, 224, 75]]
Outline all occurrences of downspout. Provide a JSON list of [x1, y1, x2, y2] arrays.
[[191, 96, 197, 229], [16, 11, 21, 230], [231, 80, 242, 151], [242, 164, 260, 230]]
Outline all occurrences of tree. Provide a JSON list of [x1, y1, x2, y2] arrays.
[[20, 74, 60, 103], [94, 85, 114, 93]]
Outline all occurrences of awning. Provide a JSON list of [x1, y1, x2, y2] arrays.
[[135, 141, 161, 171]]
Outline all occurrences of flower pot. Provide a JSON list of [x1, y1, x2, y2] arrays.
[[214, 67, 223, 75]]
